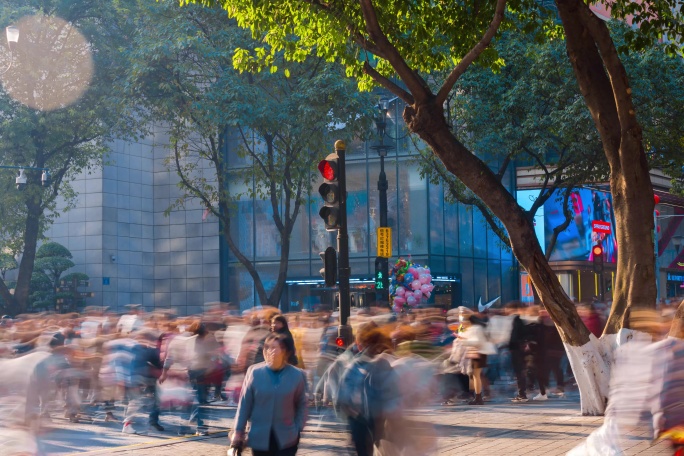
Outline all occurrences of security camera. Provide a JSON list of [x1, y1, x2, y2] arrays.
[[41, 169, 51, 187], [15, 169, 27, 191], [110, 255, 116, 263]]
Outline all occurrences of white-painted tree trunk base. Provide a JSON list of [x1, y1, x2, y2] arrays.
[[565, 329, 643, 416], [596, 329, 640, 368], [566, 416, 622, 456], [567, 330, 664, 455], [564, 335, 610, 416]]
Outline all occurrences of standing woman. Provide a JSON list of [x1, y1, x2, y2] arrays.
[[270, 315, 300, 366], [460, 315, 497, 405], [230, 333, 307, 456]]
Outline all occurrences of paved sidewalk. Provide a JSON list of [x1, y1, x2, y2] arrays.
[[63, 395, 674, 456]]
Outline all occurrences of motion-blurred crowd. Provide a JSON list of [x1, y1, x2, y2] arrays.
[[0, 299, 683, 455]]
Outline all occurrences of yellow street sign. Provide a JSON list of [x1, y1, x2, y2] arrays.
[[377, 227, 392, 258]]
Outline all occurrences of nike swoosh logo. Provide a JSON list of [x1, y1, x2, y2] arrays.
[[478, 296, 500, 313]]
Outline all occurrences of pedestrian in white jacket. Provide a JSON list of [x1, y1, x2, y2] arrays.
[[458, 315, 497, 405]]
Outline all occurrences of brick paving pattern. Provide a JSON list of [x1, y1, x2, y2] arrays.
[[57, 396, 675, 456]]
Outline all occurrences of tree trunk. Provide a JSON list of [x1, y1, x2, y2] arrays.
[[217, 200, 269, 307], [669, 299, 684, 338], [268, 233, 291, 309], [404, 100, 609, 414], [555, 0, 657, 336], [12, 200, 42, 315], [0, 278, 14, 313]]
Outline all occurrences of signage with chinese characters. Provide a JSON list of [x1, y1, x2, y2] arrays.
[[377, 227, 392, 258], [592, 220, 611, 234]]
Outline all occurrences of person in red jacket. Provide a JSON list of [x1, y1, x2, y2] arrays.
[[578, 304, 604, 338]]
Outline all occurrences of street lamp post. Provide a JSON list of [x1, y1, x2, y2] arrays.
[[2, 26, 19, 75], [371, 99, 395, 306]]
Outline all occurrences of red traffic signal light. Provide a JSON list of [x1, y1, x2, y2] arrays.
[[335, 337, 345, 348], [318, 158, 338, 181], [592, 244, 604, 273]]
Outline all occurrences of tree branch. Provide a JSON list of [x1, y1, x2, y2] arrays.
[[577, 2, 638, 130], [435, 0, 507, 105], [496, 152, 513, 181], [358, 0, 431, 103], [362, 62, 414, 104]]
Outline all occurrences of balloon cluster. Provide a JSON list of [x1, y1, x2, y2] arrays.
[[389, 258, 434, 313]]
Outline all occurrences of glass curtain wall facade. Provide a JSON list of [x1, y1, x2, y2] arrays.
[[220, 103, 518, 311]]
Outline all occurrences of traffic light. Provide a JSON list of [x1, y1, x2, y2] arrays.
[[319, 247, 337, 287], [592, 244, 604, 273], [318, 153, 341, 230], [335, 324, 353, 351], [374, 256, 389, 292]]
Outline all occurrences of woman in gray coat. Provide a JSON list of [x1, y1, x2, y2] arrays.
[[230, 333, 307, 456]]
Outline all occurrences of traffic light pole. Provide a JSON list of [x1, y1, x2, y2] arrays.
[[334, 140, 353, 344], [377, 153, 390, 306], [379, 155, 388, 228]]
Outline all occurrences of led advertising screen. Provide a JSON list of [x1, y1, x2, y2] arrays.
[[516, 187, 617, 262], [543, 188, 617, 262]]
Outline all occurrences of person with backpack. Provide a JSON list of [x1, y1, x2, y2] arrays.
[[336, 322, 401, 456]]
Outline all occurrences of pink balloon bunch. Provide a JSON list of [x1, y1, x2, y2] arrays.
[[390, 258, 434, 313]]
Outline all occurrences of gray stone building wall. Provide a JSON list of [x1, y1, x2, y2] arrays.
[[41, 126, 221, 315]]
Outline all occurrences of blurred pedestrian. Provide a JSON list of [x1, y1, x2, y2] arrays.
[[538, 308, 565, 398], [122, 331, 164, 434], [271, 315, 299, 366], [504, 301, 530, 402], [458, 315, 496, 405], [578, 303, 604, 338], [337, 322, 400, 456], [159, 324, 209, 436]]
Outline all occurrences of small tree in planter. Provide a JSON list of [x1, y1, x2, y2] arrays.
[[34, 242, 75, 291], [29, 271, 54, 312]]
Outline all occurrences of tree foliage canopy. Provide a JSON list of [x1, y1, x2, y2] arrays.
[[0, 0, 144, 313], [417, 23, 684, 247], [184, 0, 684, 94]]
